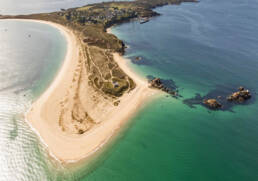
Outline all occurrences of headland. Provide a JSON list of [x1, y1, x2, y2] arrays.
[[0, 0, 196, 163]]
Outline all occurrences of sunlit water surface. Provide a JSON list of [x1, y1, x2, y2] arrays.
[[0, 20, 72, 181], [0, 0, 130, 15], [1, 0, 258, 180]]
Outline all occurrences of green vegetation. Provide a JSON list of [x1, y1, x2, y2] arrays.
[[0, 0, 196, 54], [102, 78, 129, 97], [86, 46, 132, 97], [0, 0, 196, 98]]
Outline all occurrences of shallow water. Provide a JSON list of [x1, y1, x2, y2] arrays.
[[82, 0, 258, 180], [0, 20, 69, 181]]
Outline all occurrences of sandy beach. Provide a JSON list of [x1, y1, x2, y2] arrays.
[[23, 20, 158, 163]]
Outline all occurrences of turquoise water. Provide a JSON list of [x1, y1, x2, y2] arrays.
[[1, 0, 258, 180], [81, 0, 258, 180]]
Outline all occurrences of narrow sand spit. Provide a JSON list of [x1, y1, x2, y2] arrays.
[[22, 19, 158, 163]]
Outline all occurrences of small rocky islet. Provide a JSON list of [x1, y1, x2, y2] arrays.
[[135, 56, 142, 61], [227, 86, 251, 102], [203, 86, 252, 110], [203, 99, 222, 109], [147, 77, 253, 110], [148, 77, 179, 97]]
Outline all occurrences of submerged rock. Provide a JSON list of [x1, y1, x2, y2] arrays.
[[227, 87, 251, 103], [203, 99, 222, 109]]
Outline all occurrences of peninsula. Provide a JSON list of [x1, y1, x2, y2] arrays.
[[0, 0, 196, 163]]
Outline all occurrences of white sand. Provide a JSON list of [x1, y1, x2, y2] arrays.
[[23, 20, 158, 163]]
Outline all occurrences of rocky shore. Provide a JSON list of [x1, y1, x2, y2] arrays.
[[149, 77, 178, 96], [227, 86, 251, 103], [203, 99, 222, 109], [202, 86, 252, 110]]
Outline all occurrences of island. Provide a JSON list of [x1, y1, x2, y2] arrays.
[[0, 0, 196, 163]]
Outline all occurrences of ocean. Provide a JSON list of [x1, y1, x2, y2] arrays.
[[0, 20, 69, 180], [0, 0, 130, 15], [1, 0, 258, 180]]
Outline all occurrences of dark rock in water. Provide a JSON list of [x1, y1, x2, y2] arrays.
[[183, 85, 255, 112], [131, 56, 152, 65], [238, 86, 244, 91], [227, 87, 251, 103], [135, 56, 142, 61], [147, 76, 180, 97], [149, 78, 163, 89], [203, 99, 222, 109]]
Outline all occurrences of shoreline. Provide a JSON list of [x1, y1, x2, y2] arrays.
[[19, 19, 159, 163]]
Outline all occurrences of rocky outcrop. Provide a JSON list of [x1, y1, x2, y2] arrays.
[[135, 56, 142, 61], [149, 78, 163, 89], [202, 86, 252, 110], [227, 87, 251, 103], [203, 99, 222, 109], [149, 77, 177, 96]]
